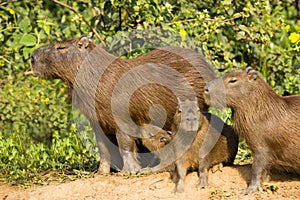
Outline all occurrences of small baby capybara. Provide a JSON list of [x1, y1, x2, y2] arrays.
[[139, 124, 173, 152], [30, 36, 216, 174], [204, 67, 300, 194], [138, 124, 174, 168], [149, 98, 238, 193]]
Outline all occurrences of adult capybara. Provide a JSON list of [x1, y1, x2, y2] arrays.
[[30, 36, 216, 174], [146, 98, 238, 192], [204, 67, 300, 194]]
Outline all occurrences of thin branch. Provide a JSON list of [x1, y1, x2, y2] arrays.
[[89, 0, 96, 17], [51, 0, 106, 47], [92, 7, 103, 35]]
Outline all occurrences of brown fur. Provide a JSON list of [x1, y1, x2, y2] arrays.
[[204, 67, 300, 194], [169, 98, 238, 192], [138, 124, 174, 168], [144, 99, 238, 192], [30, 36, 216, 174], [139, 124, 173, 152]]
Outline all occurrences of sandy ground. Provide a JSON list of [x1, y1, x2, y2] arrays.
[[1, 165, 299, 200]]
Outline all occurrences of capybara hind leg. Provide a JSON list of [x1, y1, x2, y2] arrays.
[[170, 171, 178, 183], [116, 130, 141, 172], [261, 168, 270, 182]]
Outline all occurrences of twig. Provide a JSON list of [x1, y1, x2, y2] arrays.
[[51, 0, 106, 46], [92, 7, 102, 34], [24, 71, 34, 75]]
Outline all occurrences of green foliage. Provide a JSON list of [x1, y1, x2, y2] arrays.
[[0, 129, 98, 184], [234, 140, 253, 165], [262, 182, 279, 194], [0, 0, 299, 184], [0, 77, 70, 143], [0, 77, 98, 183]]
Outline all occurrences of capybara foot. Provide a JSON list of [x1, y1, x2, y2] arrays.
[[122, 162, 141, 173], [241, 185, 262, 195], [173, 186, 184, 193], [197, 180, 208, 190], [97, 162, 110, 175]]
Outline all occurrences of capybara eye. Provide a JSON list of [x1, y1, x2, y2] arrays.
[[228, 78, 237, 83], [56, 46, 66, 50], [78, 42, 83, 48], [178, 109, 182, 113]]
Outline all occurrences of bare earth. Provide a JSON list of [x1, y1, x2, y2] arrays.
[[1, 165, 299, 200]]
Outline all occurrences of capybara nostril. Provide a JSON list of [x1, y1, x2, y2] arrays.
[[204, 87, 209, 94]]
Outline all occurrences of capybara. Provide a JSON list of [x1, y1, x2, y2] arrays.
[[139, 124, 173, 152], [138, 124, 174, 168], [204, 67, 300, 194], [30, 36, 216, 174], [146, 98, 238, 192]]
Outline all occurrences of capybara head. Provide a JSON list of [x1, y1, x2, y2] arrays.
[[173, 98, 201, 132], [30, 36, 96, 81], [140, 124, 173, 151], [204, 67, 259, 109]]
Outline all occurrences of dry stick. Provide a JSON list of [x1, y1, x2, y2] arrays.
[[51, 0, 106, 47]]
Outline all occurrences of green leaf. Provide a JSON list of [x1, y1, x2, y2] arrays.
[[233, 12, 242, 18], [294, 25, 300, 32], [44, 25, 51, 35], [19, 34, 36, 46], [19, 18, 31, 33], [236, 31, 245, 40], [23, 47, 34, 60], [238, 25, 248, 32]]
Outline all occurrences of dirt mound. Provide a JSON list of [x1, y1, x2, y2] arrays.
[[1, 165, 299, 200]]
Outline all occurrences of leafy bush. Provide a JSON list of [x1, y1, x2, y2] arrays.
[[0, 0, 299, 183], [0, 77, 98, 183]]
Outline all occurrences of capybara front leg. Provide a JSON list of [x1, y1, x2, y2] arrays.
[[116, 130, 141, 173], [242, 151, 269, 195], [198, 158, 209, 189], [92, 121, 111, 174], [174, 161, 187, 193]]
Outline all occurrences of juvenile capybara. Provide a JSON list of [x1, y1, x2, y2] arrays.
[[147, 98, 238, 192], [138, 124, 174, 168], [139, 124, 173, 152], [204, 67, 300, 194], [30, 36, 216, 174]]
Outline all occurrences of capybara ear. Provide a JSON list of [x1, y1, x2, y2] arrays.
[[177, 97, 182, 105], [77, 36, 91, 50], [193, 96, 198, 103], [245, 67, 258, 81]]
